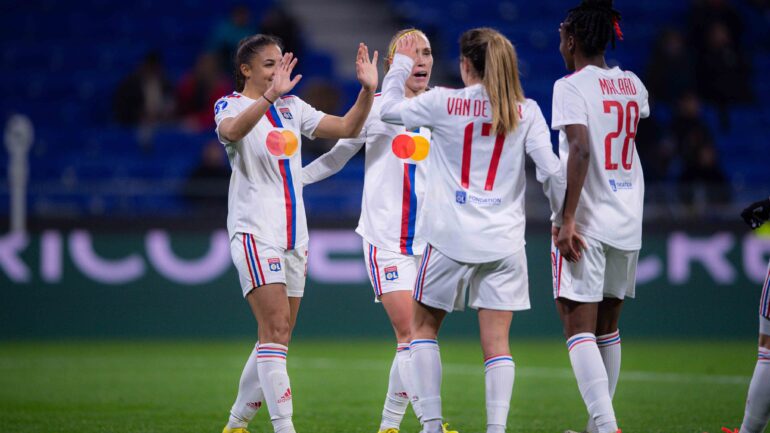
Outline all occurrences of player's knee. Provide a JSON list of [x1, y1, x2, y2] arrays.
[[262, 318, 292, 346], [392, 319, 411, 342], [759, 333, 770, 349]]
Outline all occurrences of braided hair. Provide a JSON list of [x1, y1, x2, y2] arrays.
[[564, 0, 623, 57]]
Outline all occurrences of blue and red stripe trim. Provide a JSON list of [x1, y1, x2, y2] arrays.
[[484, 354, 513, 368], [265, 104, 283, 128], [278, 160, 297, 250], [257, 344, 288, 360], [760, 267, 770, 318], [368, 244, 382, 296], [552, 246, 564, 298], [567, 334, 596, 351], [396, 343, 410, 352], [597, 330, 621, 348], [759, 348, 770, 363], [243, 234, 265, 288], [413, 245, 433, 302], [399, 163, 418, 255], [410, 339, 438, 348]]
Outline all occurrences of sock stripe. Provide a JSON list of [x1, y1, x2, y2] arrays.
[[256, 345, 288, 360], [396, 344, 410, 352], [484, 355, 513, 368], [567, 334, 596, 351], [410, 339, 438, 348], [597, 331, 621, 348], [759, 349, 770, 363]]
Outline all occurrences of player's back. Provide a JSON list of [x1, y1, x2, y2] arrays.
[[412, 84, 549, 263], [552, 66, 650, 250]]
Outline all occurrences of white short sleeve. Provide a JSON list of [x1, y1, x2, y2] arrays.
[[400, 87, 442, 131], [214, 97, 241, 145], [639, 84, 651, 119], [294, 97, 326, 139], [551, 79, 588, 130], [523, 101, 552, 153]]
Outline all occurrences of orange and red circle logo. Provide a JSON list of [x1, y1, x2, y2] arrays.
[[266, 130, 299, 157], [392, 134, 429, 161]]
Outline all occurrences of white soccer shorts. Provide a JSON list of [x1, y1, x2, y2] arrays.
[[230, 232, 308, 298], [363, 239, 422, 301], [412, 244, 531, 312], [551, 235, 639, 303]]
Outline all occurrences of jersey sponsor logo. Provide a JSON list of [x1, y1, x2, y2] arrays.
[[214, 100, 228, 115], [384, 266, 399, 281], [456, 190, 467, 204], [266, 130, 299, 157], [392, 129, 430, 162], [268, 258, 282, 272], [279, 107, 293, 120], [468, 194, 502, 207], [608, 179, 633, 192]]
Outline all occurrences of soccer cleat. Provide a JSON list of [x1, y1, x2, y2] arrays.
[[442, 423, 458, 433], [377, 429, 399, 433], [222, 428, 250, 433], [721, 428, 738, 433]]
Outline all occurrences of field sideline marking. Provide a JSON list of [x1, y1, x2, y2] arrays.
[[292, 357, 749, 385]]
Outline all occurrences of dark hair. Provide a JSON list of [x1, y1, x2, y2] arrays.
[[234, 34, 283, 92], [564, 0, 622, 57]]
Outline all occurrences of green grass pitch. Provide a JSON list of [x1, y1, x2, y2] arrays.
[[0, 339, 757, 432]]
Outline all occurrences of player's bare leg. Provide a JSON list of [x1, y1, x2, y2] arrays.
[[411, 300, 446, 433], [479, 309, 514, 433], [558, 298, 618, 433], [247, 283, 295, 433], [377, 291, 420, 432]]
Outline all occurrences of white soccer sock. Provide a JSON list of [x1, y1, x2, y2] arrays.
[[740, 347, 770, 433], [380, 344, 410, 430], [585, 330, 622, 433], [397, 343, 424, 423], [484, 355, 515, 433], [227, 342, 265, 429], [411, 339, 443, 433], [256, 343, 295, 433], [567, 333, 617, 433]]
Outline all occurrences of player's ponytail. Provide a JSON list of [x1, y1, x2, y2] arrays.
[[234, 34, 283, 92], [460, 28, 524, 135], [384, 28, 428, 74]]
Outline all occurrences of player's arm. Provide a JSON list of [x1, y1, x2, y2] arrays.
[[525, 103, 567, 218], [219, 52, 301, 143], [556, 123, 590, 262], [741, 196, 770, 229], [380, 34, 420, 125], [302, 138, 365, 186], [313, 43, 377, 139]]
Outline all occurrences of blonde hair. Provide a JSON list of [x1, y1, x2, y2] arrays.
[[384, 28, 427, 73], [460, 28, 524, 135]]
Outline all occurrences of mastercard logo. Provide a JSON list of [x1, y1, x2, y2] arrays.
[[266, 130, 299, 157], [392, 134, 429, 161]]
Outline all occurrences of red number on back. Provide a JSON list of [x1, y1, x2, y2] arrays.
[[461, 122, 506, 191], [603, 100, 640, 171]]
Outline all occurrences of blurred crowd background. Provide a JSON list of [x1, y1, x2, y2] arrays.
[[1, 0, 769, 229]]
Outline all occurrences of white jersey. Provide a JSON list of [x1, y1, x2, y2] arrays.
[[302, 95, 431, 255], [380, 54, 566, 263], [214, 92, 325, 249], [551, 65, 650, 250]]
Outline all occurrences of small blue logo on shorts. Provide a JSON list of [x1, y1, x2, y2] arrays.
[[456, 190, 467, 204], [268, 258, 282, 272], [384, 266, 399, 281]]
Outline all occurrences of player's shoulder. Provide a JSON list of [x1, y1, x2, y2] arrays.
[[214, 92, 244, 116], [519, 98, 544, 118]]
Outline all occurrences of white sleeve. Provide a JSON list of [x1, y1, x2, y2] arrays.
[[214, 97, 240, 145], [296, 97, 327, 139], [302, 135, 365, 186], [380, 54, 439, 130], [551, 79, 588, 130], [639, 82, 651, 119], [525, 102, 566, 222]]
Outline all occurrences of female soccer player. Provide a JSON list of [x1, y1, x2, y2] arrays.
[[214, 34, 378, 433], [380, 28, 566, 433], [302, 29, 451, 433], [723, 197, 770, 433], [550, 1, 648, 432]]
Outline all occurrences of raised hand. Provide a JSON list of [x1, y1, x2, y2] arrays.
[[395, 32, 419, 62], [741, 197, 770, 229], [266, 52, 302, 101], [355, 42, 378, 92]]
